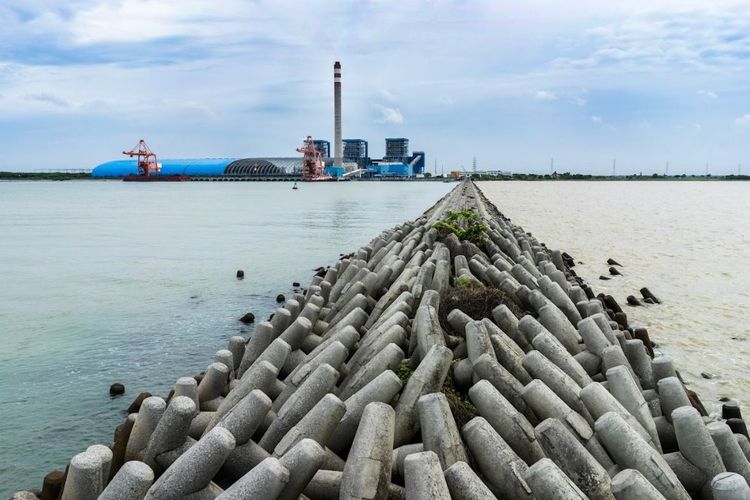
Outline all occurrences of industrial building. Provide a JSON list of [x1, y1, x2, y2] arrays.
[[313, 140, 330, 158], [92, 60, 427, 180], [91, 158, 301, 178]]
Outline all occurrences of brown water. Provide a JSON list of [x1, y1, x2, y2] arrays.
[[479, 181, 750, 413]]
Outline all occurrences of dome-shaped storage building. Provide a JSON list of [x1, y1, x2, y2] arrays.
[[91, 158, 303, 178]]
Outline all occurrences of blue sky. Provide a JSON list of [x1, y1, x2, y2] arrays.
[[1, 0, 749, 174]]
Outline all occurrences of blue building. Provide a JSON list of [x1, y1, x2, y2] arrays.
[[91, 158, 302, 177]]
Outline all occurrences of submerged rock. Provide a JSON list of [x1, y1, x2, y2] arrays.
[[239, 312, 256, 324], [110, 383, 125, 396]]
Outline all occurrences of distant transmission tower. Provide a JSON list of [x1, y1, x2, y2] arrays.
[[550, 157, 554, 175], [612, 159, 617, 177], [472, 156, 477, 173], [666, 161, 669, 176]]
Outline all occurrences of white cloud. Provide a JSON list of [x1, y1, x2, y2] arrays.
[[693, 122, 702, 130], [736, 114, 750, 126], [534, 90, 557, 101], [591, 115, 603, 123], [374, 104, 405, 124], [378, 88, 397, 102], [698, 89, 718, 99], [25, 92, 69, 107]]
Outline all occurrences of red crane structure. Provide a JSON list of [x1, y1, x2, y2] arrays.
[[296, 136, 332, 181], [123, 139, 160, 176]]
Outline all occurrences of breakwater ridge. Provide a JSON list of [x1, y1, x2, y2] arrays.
[[12, 180, 750, 499]]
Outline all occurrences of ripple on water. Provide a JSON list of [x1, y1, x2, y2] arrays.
[[479, 180, 750, 414]]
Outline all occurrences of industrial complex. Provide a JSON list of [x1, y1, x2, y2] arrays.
[[91, 62, 425, 180]]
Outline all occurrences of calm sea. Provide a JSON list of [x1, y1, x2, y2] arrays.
[[480, 181, 750, 413], [0, 180, 453, 495]]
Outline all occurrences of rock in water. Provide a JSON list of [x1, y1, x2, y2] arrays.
[[110, 383, 125, 396], [607, 258, 622, 266], [240, 312, 256, 324], [609, 267, 622, 276], [236, 270, 245, 279]]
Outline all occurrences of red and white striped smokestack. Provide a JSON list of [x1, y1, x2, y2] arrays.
[[334, 61, 342, 167]]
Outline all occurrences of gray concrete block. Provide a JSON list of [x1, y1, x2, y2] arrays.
[[403, 451, 451, 500], [99, 460, 154, 500], [215, 457, 289, 500], [461, 416, 533, 498], [341, 402, 395, 500], [610, 468, 667, 500], [417, 393, 468, 470], [468, 379, 544, 465], [524, 457, 588, 499], [443, 461, 498, 500]]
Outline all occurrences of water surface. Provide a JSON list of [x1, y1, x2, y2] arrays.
[[479, 180, 750, 412]]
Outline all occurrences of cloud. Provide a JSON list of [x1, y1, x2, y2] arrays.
[[378, 88, 397, 102], [698, 89, 718, 99], [25, 92, 69, 107], [534, 90, 557, 101], [374, 104, 405, 124], [736, 114, 750, 126], [591, 115, 603, 123]]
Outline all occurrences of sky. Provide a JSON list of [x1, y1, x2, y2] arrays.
[[1, 0, 749, 175]]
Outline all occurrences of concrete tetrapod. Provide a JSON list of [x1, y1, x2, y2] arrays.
[[142, 396, 196, 470], [272, 340, 348, 411], [403, 451, 451, 500], [594, 412, 690, 500], [443, 461, 498, 500], [237, 322, 275, 377], [125, 396, 166, 461], [417, 393, 468, 470], [606, 365, 662, 452], [657, 377, 691, 424], [144, 427, 236, 500], [272, 393, 346, 457], [196, 362, 229, 409], [60, 451, 103, 500], [276, 438, 327, 500], [99, 460, 155, 500], [215, 457, 289, 500], [338, 343, 404, 400], [202, 360, 278, 435], [711, 472, 750, 500], [523, 350, 591, 424], [214, 389, 272, 445], [393, 344, 453, 446], [468, 379, 544, 465], [340, 402, 395, 500], [672, 406, 726, 482], [492, 304, 531, 352], [524, 457, 588, 499], [472, 353, 534, 424], [534, 418, 613, 499], [531, 330, 592, 388], [610, 469, 667, 500], [708, 421, 750, 484], [580, 382, 658, 451], [461, 416, 533, 499], [328, 371, 403, 455], [260, 363, 339, 452], [173, 377, 199, 410], [86, 444, 113, 491]]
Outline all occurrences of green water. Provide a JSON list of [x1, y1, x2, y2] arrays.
[[0, 180, 453, 495]]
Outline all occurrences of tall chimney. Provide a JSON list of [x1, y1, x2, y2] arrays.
[[334, 61, 342, 167]]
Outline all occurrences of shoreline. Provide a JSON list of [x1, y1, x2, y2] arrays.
[[13, 179, 750, 499]]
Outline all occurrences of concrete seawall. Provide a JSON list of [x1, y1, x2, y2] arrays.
[[14, 179, 750, 499]]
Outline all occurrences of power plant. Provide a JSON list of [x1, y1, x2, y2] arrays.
[[334, 61, 343, 169], [91, 61, 426, 180]]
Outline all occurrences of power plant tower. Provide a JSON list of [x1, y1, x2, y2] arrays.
[[334, 61, 342, 167]]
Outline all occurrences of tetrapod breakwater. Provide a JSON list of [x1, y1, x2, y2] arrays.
[[14, 179, 750, 500]]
